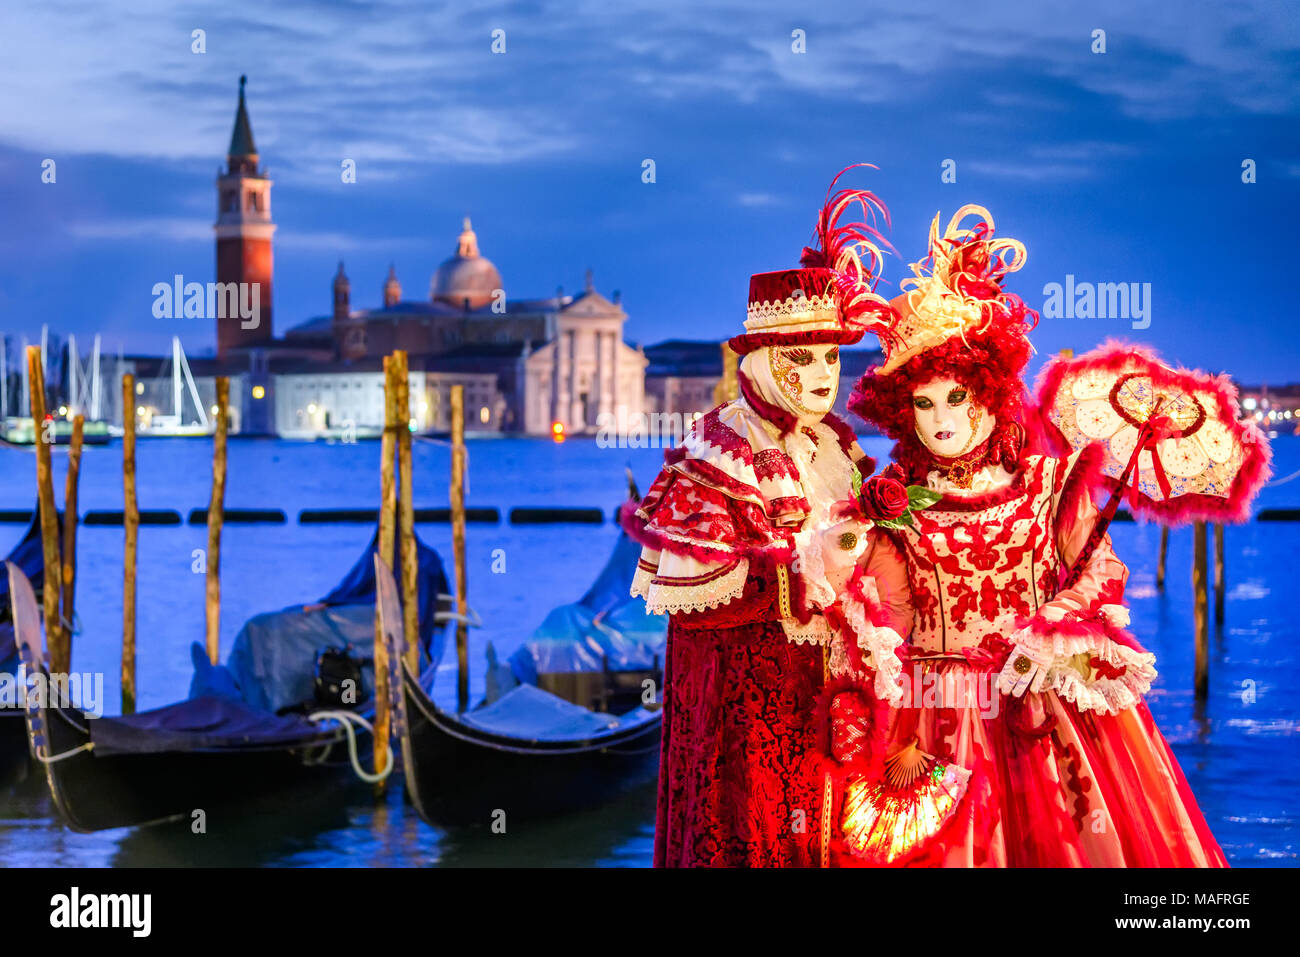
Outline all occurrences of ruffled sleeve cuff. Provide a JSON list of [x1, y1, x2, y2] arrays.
[[828, 567, 906, 706], [1010, 613, 1157, 715], [630, 546, 750, 616]]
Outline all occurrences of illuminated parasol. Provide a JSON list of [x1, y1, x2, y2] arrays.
[[1036, 342, 1271, 588]]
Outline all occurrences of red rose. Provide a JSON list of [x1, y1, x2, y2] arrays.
[[859, 476, 909, 521]]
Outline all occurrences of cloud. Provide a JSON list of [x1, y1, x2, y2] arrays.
[[0, 0, 1294, 180], [736, 192, 781, 207]]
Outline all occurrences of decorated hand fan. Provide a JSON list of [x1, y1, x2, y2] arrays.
[[1036, 343, 1271, 587], [840, 751, 971, 866]]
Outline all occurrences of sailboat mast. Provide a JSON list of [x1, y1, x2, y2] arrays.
[[67, 332, 79, 415], [90, 334, 102, 420], [20, 336, 29, 418], [1, 336, 7, 421], [172, 336, 183, 423], [175, 338, 208, 429]]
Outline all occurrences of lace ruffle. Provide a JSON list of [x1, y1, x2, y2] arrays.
[[842, 594, 905, 705], [1010, 615, 1158, 714], [634, 557, 750, 616], [1046, 639, 1157, 715]]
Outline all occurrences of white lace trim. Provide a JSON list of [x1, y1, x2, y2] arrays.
[[781, 613, 834, 647], [635, 557, 751, 616], [1043, 639, 1157, 716], [843, 595, 905, 706]]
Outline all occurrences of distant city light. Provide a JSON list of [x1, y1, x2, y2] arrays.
[[57, 405, 68, 417], [307, 403, 317, 414], [479, 406, 490, 423], [136, 406, 146, 416], [551, 421, 565, 444], [252, 385, 265, 399], [210, 405, 219, 416], [1243, 397, 1257, 410], [408, 417, 417, 432], [135, 382, 144, 395]]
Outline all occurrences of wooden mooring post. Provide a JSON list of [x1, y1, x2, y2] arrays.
[[450, 384, 469, 713], [1156, 526, 1169, 591], [205, 377, 229, 664], [122, 374, 139, 714], [25, 347, 65, 674], [59, 415, 84, 670], [1213, 522, 1225, 625], [1192, 521, 1210, 700], [370, 356, 398, 786]]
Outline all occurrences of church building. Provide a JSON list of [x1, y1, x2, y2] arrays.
[[194, 76, 646, 437]]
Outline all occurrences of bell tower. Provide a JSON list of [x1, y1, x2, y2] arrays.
[[214, 75, 275, 357]]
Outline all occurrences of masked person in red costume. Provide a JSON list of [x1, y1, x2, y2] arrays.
[[820, 205, 1228, 867], [625, 167, 907, 867]]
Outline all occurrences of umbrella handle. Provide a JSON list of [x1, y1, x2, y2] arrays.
[[1058, 433, 1150, 592]]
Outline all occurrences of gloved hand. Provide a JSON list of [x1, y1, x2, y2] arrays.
[[996, 640, 1055, 698], [816, 516, 871, 594]]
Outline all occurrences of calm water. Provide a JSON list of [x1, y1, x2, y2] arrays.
[[0, 434, 1296, 866]]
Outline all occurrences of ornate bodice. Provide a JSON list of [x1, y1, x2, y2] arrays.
[[894, 455, 1070, 653]]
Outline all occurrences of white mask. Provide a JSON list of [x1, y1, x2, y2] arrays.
[[764, 343, 841, 416], [911, 377, 993, 458]]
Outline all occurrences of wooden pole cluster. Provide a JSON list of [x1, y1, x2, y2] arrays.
[[205, 377, 229, 664], [393, 352, 419, 676], [122, 374, 139, 715], [372, 356, 398, 785], [59, 415, 85, 668], [450, 383, 469, 713], [1192, 521, 1209, 700], [25, 347, 66, 674]]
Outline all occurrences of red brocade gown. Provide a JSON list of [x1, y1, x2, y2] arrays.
[[829, 449, 1228, 867], [626, 396, 870, 867]]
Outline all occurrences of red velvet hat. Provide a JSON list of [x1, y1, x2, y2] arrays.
[[729, 165, 897, 356]]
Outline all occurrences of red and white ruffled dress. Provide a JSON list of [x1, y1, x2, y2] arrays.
[[626, 395, 892, 867], [830, 449, 1228, 867]]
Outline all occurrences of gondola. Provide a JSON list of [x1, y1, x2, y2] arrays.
[[381, 491, 668, 826], [1, 509, 60, 787], [6, 529, 449, 832]]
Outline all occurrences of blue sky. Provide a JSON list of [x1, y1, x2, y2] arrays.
[[0, 0, 1297, 381]]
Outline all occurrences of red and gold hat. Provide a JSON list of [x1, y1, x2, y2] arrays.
[[875, 204, 1034, 375], [729, 165, 896, 355]]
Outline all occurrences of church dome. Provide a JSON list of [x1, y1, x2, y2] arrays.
[[430, 218, 503, 309]]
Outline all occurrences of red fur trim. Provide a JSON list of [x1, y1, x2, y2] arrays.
[[1013, 609, 1147, 655], [821, 411, 861, 460], [728, 327, 864, 356], [1033, 340, 1274, 525], [737, 367, 798, 434], [814, 675, 889, 782], [1055, 442, 1107, 521]]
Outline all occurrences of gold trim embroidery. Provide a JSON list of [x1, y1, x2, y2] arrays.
[[821, 770, 834, 868], [776, 562, 792, 619]]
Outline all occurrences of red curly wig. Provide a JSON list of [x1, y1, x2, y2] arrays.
[[847, 206, 1040, 483], [848, 323, 1034, 483]]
